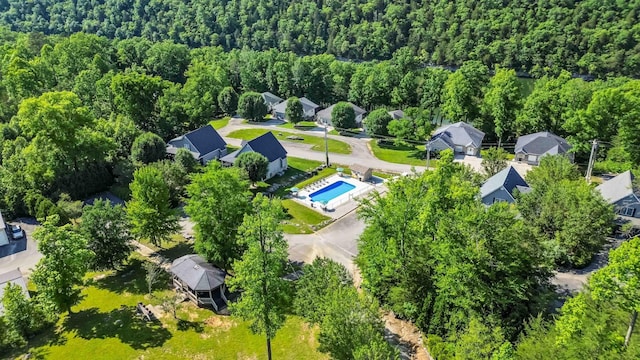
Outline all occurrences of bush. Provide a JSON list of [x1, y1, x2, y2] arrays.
[[131, 132, 165, 165]]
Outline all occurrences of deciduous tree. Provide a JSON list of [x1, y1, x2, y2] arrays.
[[235, 152, 269, 184], [331, 102, 357, 129], [364, 109, 393, 136], [185, 163, 251, 271], [238, 91, 268, 122], [80, 199, 133, 270], [481, 147, 509, 177], [131, 132, 166, 165], [229, 195, 289, 360], [218, 86, 238, 116], [285, 96, 304, 124]]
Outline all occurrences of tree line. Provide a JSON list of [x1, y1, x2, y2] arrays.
[[0, 0, 639, 77]]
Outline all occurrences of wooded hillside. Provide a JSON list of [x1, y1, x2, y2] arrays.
[[0, 0, 639, 76]]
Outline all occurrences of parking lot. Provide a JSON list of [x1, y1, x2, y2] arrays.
[[0, 218, 42, 276]]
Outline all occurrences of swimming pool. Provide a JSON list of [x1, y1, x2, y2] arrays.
[[309, 181, 356, 203]]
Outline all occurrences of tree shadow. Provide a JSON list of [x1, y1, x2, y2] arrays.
[[89, 258, 171, 295], [157, 241, 194, 261], [63, 306, 172, 350], [176, 319, 204, 333]]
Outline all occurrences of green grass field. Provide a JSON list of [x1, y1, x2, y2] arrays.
[[282, 199, 330, 234], [210, 117, 231, 130], [227, 129, 351, 154], [277, 121, 319, 130], [22, 254, 327, 360], [369, 140, 430, 167]]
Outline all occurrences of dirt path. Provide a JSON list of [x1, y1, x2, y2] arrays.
[[384, 312, 431, 360]]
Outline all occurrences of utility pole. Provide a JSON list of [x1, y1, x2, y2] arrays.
[[324, 125, 329, 167], [585, 139, 598, 183]]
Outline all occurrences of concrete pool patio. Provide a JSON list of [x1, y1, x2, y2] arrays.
[[292, 174, 384, 219]]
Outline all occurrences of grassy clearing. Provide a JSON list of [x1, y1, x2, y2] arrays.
[[278, 121, 319, 130], [227, 129, 351, 154], [22, 255, 327, 360], [372, 171, 395, 179], [369, 140, 430, 167], [282, 199, 330, 234], [210, 117, 231, 130]]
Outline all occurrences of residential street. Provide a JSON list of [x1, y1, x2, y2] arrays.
[[219, 118, 426, 174]]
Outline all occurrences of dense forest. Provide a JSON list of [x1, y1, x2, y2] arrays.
[[0, 0, 640, 76]]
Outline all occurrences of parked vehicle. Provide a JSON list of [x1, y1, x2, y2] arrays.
[[11, 224, 24, 240]]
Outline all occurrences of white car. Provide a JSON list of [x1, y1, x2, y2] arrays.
[[11, 224, 24, 240]]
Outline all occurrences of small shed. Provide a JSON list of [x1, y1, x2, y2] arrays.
[[350, 164, 373, 182], [170, 254, 228, 311]]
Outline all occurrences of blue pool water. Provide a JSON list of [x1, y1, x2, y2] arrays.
[[309, 181, 356, 203]]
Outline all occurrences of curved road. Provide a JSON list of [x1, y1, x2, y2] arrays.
[[218, 118, 426, 174]]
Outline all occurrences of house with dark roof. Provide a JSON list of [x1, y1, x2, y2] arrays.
[[166, 125, 227, 165], [0, 212, 8, 246], [388, 109, 405, 120], [171, 254, 228, 311], [480, 166, 530, 205], [514, 132, 573, 165], [596, 171, 640, 218], [316, 102, 367, 127], [261, 92, 283, 111], [272, 97, 320, 121], [220, 132, 288, 180], [427, 122, 485, 156], [0, 268, 29, 315]]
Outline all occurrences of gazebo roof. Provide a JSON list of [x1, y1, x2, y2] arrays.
[[170, 254, 226, 291]]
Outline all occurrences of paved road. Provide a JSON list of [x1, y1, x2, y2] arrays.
[[220, 118, 425, 174], [0, 218, 42, 276]]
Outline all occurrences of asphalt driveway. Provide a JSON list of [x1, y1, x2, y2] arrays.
[[0, 218, 42, 276]]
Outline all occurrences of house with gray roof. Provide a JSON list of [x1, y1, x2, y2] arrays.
[[388, 109, 404, 120], [427, 122, 485, 156], [0, 268, 29, 315], [480, 166, 530, 205], [515, 132, 573, 165], [170, 254, 228, 311], [166, 125, 227, 165], [272, 97, 319, 121], [261, 92, 283, 111], [220, 132, 287, 180], [596, 170, 640, 218], [316, 102, 367, 127]]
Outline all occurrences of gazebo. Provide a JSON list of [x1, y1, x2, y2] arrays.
[[170, 254, 228, 312]]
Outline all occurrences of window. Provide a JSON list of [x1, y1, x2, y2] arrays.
[[493, 198, 507, 203], [454, 145, 463, 153], [528, 155, 538, 162], [620, 207, 636, 217]]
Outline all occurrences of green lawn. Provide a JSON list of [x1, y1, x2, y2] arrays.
[[21, 255, 327, 360], [227, 129, 351, 154], [369, 140, 430, 167], [210, 117, 231, 130], [278, 121, 319, 130], [282, 199, 331, 234]]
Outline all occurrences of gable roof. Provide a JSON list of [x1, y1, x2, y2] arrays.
[[272, 97, 320, 114], [388, 109, 404, 120], [0, 268, 29, 314], [169, 125, 227, 156], [480, 166, 529, 200], [170, 254, 226, 291], [596, 170, 639, 204], [261, 92, 283, 106], [246, 132, 287, 162], [515, 132, 571, 157], [317, 102, 367, 121], [350, 164, 372, 174], [431, 122, 485, 148], [0, 212, 5, 231]]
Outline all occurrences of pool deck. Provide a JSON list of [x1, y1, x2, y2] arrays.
[[292, 174, 383, 219]]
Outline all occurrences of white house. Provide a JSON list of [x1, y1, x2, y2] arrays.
[[261, 92, 284, 111], [514, 132, 573, 165], [272, 97, 320, 121], [427, 122, 485, 156], [596, 170, 640, 218], [0, 268, 29, 315], [166, 125, 228, 165], [220, 132, 288, 180], [0, 212, 8, 246], [316, 102, 367, 127]]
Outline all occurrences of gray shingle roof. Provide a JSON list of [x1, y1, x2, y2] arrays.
[[168, 125, 227, 157], [388, 110, 404, 120], [431, 122, 485, 148], [596, 170, 639, 204], [480, 166, 529, 199], [170, 254, 226, 291], [272, 97, 319, 114], [515, 132, 571, 157], [317, 102, 367, 121], [261, 92, 283, 107]]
